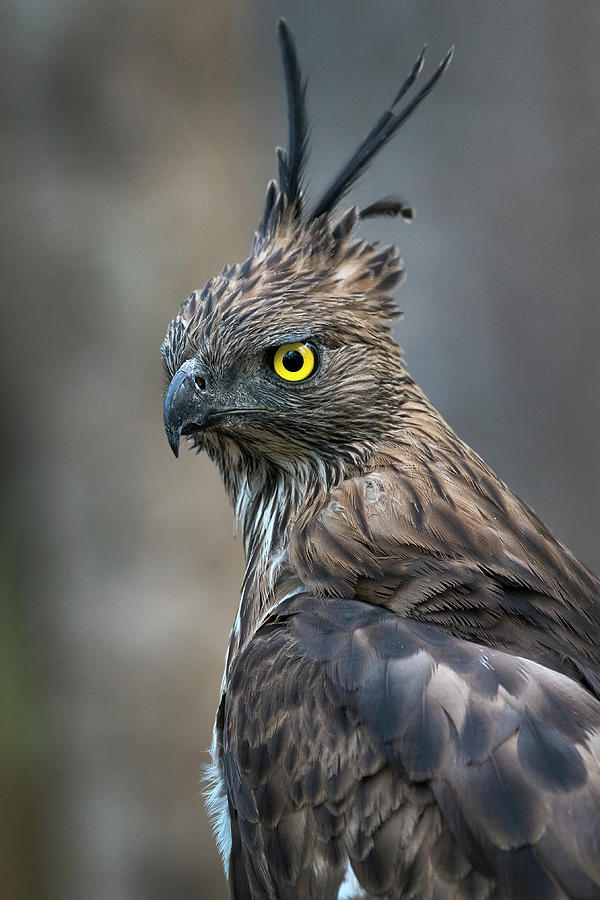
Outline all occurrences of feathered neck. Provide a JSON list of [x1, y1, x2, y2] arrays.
[[203, 435, 357, 667], [202, 379, 460, 668]]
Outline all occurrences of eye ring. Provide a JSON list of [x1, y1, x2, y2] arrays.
[[273, 342, 317, 382]]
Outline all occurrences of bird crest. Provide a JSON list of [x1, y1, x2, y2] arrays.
[[254, 20, 452, 239], [162, 20, 452, 382]]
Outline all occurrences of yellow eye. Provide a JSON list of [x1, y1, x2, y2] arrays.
[[273, 342, 316, 382]]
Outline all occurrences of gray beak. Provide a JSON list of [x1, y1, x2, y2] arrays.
[[163, 359, 210, 458]]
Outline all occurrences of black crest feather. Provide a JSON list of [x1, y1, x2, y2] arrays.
[[277, 18, 309, 214], [255, 24, 451, 245], [359, 196, 414, 222], [310, 45, 453, 221]]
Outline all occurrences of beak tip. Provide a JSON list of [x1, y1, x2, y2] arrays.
[[166, 430, 180, 458], [165, 423, 179, 459]]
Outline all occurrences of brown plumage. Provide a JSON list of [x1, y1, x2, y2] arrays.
[[162, 20, 600, 900]]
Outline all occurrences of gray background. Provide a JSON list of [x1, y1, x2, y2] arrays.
[[3, 1, 600, 898]]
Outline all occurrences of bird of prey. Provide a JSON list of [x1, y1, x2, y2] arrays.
[[162, 20, 600, 900]]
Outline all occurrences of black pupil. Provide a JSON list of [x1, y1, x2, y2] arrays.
[[282, 349, 304, 372]]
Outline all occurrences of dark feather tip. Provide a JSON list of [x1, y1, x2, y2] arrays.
[[390, 44, 427, 108], [359, 197, 414, 222]]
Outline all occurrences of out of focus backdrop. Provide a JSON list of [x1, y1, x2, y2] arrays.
[[3, 1, 600, 898]]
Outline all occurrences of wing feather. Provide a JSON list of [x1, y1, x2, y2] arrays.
[[289, 464, 600, 697], [223, 596, 600, 898]]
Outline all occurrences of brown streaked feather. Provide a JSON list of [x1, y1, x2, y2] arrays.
[[288, 407, 600, 697], [160, 21, 600, 900]]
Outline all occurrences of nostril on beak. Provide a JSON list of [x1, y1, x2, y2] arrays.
[[193, 374, 207, 393]]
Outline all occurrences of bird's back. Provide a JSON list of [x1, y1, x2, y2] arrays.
[[223, 591, 600, 899]]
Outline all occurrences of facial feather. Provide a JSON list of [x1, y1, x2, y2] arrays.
[[161, 219, 413, 470]]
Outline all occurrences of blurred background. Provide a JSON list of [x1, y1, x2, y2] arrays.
[[3, 1, 600, 897]]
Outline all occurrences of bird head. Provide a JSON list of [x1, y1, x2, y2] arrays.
[[162, 21, 452, 477]]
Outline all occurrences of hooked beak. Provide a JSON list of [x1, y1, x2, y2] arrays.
[[163, 359, 211, 458]]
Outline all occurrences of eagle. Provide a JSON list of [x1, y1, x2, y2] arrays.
[[161, 20, 600, 900]]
